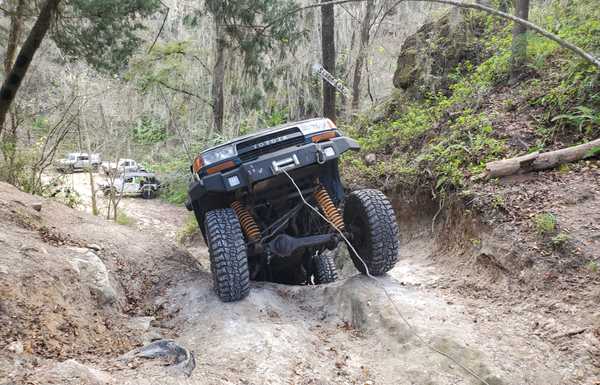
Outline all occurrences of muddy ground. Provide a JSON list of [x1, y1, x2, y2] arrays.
[[1, 171, 599, 385]]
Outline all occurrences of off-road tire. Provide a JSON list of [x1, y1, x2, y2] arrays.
[[313, 252, 338, 284], [141, 189, 155, 199], [205, 208, 250, 302], [343, 189, 399, 276]]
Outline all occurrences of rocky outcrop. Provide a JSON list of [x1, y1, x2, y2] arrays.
[[393, 9, 486, 98]]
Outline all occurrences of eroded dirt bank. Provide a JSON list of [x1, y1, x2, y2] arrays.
[[1, 173, 599, 384]]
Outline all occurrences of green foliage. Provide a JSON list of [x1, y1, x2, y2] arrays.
[[176, 214, 199, 244], [551, 106, 600, 135], [357, 107, 433, 152], [53, 0, 161, 73], [343, 0, 598, 197], [132, 114, 167, 144], [585, 146, 600, 158], [204, 0, 306, 75], [127, 41, 193, 93], [258, 103, 288, 127], [587, 260, 599, 273], [116, 211, 135, 226], [40, 177, 82, 208], [491, 194, 505, 209], [551, 232, 569, 249], [558, 163, 571, 173], [150, 157, 190, 204], [533, 213, 557, 235], [422, 113, 506, 191]]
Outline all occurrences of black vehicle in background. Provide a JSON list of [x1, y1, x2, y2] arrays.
[[186, 118, 400, 302]]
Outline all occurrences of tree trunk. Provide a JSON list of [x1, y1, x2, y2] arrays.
[[321, 0, 336, 122], [485, 138, 600, 177], [351, 0, 373, 111], [2, 0, 25, 183], [510, 0, 530, 79], [83, 125, 98, 216], [211, 21, 226, 134], [0, 0, 60, 136], [4, 0, 25, 74]]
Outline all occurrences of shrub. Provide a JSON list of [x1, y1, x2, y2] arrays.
[[551, 232, 570, 249], [116, 211, 135, 226], [534, 213, 557, 235], [176, 214, 199, 244]]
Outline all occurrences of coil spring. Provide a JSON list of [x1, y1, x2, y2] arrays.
[[231, 201, 261, 241], [314, 186, 345, 231]]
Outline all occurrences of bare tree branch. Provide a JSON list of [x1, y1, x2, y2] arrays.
[[157, 86, 194, 161], [191, 54, 212, 74], [156, 79, 214, 107], [148, 0, 169, 54]]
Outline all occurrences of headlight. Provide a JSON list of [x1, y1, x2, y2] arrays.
[[202, 144, 237, 166], [298, 118, 336, 136]]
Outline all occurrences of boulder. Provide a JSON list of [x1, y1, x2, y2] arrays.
[[393, 9, 486, 98], [47, 360, 113, 385], [30, 203, 42, 212], [68, 251, 117, 305], [364, 153, 377, 165]]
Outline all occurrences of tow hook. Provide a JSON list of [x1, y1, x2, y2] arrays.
[[316, 148, 326, 165]]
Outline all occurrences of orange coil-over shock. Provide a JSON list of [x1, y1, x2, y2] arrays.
[[231, 201, 261, 241], [314, 186, 345, 231]]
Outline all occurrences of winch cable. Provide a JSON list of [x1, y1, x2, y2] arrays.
[[281, 169, 492, 385]]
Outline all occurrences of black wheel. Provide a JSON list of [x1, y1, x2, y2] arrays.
[[343, 189, 399, 276], [141, 188, 155, 199], [313, 252, 338, 284], [205, 208, 250, 302], [103, 186, 116, 197]]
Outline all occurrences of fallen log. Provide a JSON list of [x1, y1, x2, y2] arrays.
[[485, 138, 600, 178]]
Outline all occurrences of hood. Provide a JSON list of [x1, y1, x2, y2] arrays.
[[200, 118, 329, 154]]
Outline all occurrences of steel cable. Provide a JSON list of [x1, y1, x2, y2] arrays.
[[281, 169, 492, 385]]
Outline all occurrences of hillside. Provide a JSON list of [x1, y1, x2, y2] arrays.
[[342, 1, 599, 292]]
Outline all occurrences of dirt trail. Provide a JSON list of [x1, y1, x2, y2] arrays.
[[60, 172, 189, 242], [6, 173, 596, 385]]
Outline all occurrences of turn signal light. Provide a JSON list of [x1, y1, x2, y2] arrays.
[[311, 130, 336, 143], [192, 156, 203, 173], [206, 160, 236, 175]]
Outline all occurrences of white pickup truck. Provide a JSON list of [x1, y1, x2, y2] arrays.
[[56, 152, 101, 173], [101, 159, 146, 176]]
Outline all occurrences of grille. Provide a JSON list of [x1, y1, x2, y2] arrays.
[[237, 128, 306, 162]]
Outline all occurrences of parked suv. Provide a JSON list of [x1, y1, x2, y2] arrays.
[[186, 118, 400, 302], [56, 152, 101, 173], [101, 158, 146, 176], [99, 172, 160, 199]]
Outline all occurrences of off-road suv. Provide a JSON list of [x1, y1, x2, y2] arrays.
[[186, 118, 400, 302]]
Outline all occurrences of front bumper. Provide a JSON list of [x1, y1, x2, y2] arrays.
[[186, 137, 359, 209]]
